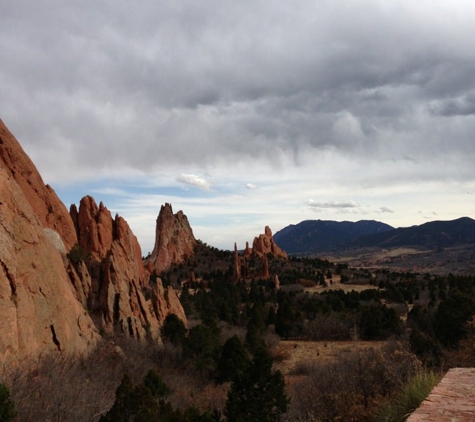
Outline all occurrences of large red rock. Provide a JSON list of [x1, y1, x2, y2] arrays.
[[0, 118, 78, 250], [0, 166, 98, 364], [144, 203, 197, 274], [251, 226, 288, 259], [70, 197, 187, 341]]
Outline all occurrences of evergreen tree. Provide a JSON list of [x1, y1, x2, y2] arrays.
[[183, 323, 221, 373], [144, 369, 170, 398], [434, 291, 475, 347], [99, 374, 160, 422], [225, 347, 289, 422], [215, 335, 249, 383], [161, 314, 187, 345]]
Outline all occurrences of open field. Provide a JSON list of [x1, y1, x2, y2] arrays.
[[304, 280, 379, 294], [274, 340, 386, 375], [319, 244, 475, 275]]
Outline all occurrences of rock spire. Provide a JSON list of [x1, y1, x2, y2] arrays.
[[144, 203, 197, 275]]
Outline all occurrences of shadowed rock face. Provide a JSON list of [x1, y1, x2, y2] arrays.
[[0, 166, 99, 364], [0, 119, 186, 363], [69, 197, 187, 342], [144, 203, 197, 275], [0, 118, 78, 250]]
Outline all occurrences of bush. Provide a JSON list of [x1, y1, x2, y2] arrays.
[[67, 243, 88, 263], [284, 343, 420, 422], [0, 383, 16, 422], [375, 370, 442, 422]]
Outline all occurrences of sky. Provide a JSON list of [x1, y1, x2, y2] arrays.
[[1, 1, 475, 253]]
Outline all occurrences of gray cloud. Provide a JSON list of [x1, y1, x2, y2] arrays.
[[1, 0, 475, 186], [307, 200, 359, 210]]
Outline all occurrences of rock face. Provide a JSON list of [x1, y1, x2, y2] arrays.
[[0, 119, 187, 363], [0, 166, 98, 364], [233, 226, 287, 281], [69, 197, 186, 341], [250, 226, 288, 259], [144, 203, 197, 275], [0, 119, 78, 250]]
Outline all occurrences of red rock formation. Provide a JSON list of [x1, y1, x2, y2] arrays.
[[232, 227, 287, 282], [0, 118, 78, 250], [0, 166, 98, 364], [0, 117, 188, 361], [144, 203, 197, 275], [252, 226, 288, 259], [233, 243, 241, 281], [70, 196, 186, 341]]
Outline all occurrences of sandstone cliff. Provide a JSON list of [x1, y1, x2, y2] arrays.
[[0, 166, 98, 364], [0, 119, 78, 250], [0, 119, 187, 363], [144, 203, 197, 275], [69, 196, 186, 341]]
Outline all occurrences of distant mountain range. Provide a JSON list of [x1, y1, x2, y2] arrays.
[[273, 217, 475, 255]]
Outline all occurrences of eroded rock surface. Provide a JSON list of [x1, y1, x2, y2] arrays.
[[0, 166, 98, 364], [0, 119, 187, 364], [233, 226, 287, 281], [251, 226, 288, 259], [144, 203, 197, 275], [0, 119, 78, 250], [70, 197, 187, 341]]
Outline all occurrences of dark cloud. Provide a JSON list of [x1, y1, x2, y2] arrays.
[[1, 0, 475, 185]]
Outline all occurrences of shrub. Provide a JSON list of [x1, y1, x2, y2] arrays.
[[375, 370, 442, 422], [67, 243, 88, 263], [0, 383, 16, 422]]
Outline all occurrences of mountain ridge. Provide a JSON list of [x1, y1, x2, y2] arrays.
[[274, 217, 475, 255]]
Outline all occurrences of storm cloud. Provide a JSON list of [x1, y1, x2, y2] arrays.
[[1, 0, 475, 249]]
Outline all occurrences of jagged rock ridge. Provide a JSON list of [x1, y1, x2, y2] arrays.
[[233, 226, 287, 281], [0, 123, 98, 364], [68, 196, 186, 342], [0, 119, 186, 363]]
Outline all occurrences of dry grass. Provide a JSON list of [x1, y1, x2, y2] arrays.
[[274, 340, 386, 375], [304, 280, 378, 294]]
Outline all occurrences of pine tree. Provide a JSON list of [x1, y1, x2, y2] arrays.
[[99, 374, 160, 422], [215, 335, 249, 383], [225, 347, 289, 422], [161, 314, 187, 345]]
